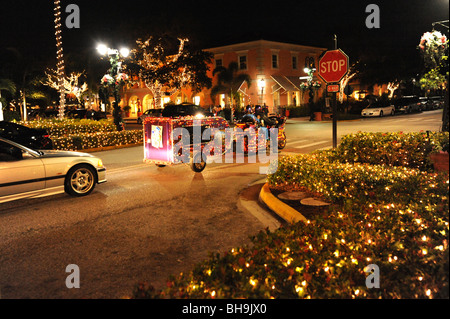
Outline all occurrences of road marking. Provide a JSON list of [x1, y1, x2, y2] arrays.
[[292, 140, 330, 149], [286, 139, 308, 146], [107, 163, 149, 174]]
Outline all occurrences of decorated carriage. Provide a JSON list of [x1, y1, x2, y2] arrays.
[[143, 115, 229, 172]]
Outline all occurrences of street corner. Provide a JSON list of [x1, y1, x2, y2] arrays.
[[237, 180, 282, 231]]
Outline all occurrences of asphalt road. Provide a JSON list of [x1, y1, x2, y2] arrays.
[[0, 109, 444, 299]]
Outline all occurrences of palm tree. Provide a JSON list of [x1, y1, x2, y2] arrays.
[[0, 79, 16, 121], [211, 61, 251, 121]]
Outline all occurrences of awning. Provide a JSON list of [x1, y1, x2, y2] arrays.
[[286, 76, 303, 90], [286, 75, 321, 90], [271, 75, 298, 93]]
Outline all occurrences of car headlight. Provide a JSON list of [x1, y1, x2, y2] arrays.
[[195, 113, 205, 119]]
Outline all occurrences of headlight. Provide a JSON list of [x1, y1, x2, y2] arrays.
[[195, 113, 205, 119]]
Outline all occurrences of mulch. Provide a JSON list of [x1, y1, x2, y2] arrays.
[[269, 184, 339, 220]]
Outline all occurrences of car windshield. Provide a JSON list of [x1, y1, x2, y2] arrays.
[[366, 101, 389, 108]]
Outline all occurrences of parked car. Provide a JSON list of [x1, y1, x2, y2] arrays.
[[419, 97, 428, 111], [361, 100, 395, 117], [393, 96, 422, 114], [0, 137, 106, 203], [67, 109, 107, 120], [162, 103, 212, 118], [426, 96, 444, 110], [0, 121, 53, 150], [137, 108, 163, 124], [28, 108, 60, 119]]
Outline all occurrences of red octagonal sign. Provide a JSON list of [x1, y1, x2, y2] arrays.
[[318, 49, 349, 83]]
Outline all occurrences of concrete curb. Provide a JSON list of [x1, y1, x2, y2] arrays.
[[258, 183, 308, 224], [237, 180, 282, 232], [76, 143, 143, 153]]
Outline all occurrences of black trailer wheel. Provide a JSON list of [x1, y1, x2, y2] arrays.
[[190, 152, 206, 173]]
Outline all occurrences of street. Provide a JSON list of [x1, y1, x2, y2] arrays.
[[0, 110, 444, 298]]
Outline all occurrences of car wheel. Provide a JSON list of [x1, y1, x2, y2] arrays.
[[379, 111, 383, 117], [65, 164, 96, 196], [391, 110, 395, 116]]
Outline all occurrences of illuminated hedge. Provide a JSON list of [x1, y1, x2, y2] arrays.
[[19, 119, 116, 137], [52, 130, 143, 151], [334, 131, 449, 171], [134, 154, 449, 299]]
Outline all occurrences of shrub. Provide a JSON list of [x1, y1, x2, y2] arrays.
[[19, 119, 116, 137], [52, 130, 143, 151], [335, 131, 449, 171]]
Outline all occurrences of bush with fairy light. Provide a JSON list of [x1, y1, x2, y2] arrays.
[[18, 118, 142, 151], [134, 132, 449, 299]]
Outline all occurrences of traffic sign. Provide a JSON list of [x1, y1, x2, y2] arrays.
[[318, 49, 349, 83], [327, 84, 340, 93]]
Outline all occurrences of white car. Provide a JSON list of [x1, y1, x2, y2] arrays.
[[361, 101, 395, 117], [0, 137, 106, 204]]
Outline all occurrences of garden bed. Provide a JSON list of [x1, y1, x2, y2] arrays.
[[269, 185, 334, 220]]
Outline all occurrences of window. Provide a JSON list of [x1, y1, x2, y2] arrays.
[[292, 56, 298, 70], [272, 54, 278, 69], [215, 58, 223, 68], [239, 55, 247, 70]]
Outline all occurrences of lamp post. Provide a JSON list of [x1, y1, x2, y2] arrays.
[[304, 57, 317, 120], [258, 78, 266, 105], [97, 44, 129, 131]]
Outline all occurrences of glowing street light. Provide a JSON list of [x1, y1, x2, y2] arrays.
[[97, 43, 130, 131]]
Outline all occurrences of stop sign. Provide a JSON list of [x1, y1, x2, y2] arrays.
[[318, 49, 349, 83]]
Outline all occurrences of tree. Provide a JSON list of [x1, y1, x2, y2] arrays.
[[386, 81, 400, 99], [338, 62, 359, 103], [418, 30, 449, 131], [0, 48, 49, 121], [53, 0, 66, 119], [0, 79, 16, 121], [42, 69, 88, 105], [211, 61, 252, 120], [126, 35, 213, 108]]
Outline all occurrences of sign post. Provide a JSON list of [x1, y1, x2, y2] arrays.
[[318, 37, 348, 148]]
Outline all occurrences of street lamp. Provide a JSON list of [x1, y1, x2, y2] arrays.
[[258, 78, 266, 105], [304, 57, 316, 83], [303, 57, 317, 120], [97, 44, 130, 131]]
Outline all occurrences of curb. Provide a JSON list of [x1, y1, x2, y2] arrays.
[[258, 183, 308, 224], [77, 143, 143, 153], [237, 179, 282, 232]]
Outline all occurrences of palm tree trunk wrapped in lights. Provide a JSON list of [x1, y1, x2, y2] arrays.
[[54, 0, 66, 119]]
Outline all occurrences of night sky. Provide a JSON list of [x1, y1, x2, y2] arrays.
[[0, 0, 449, 70]]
